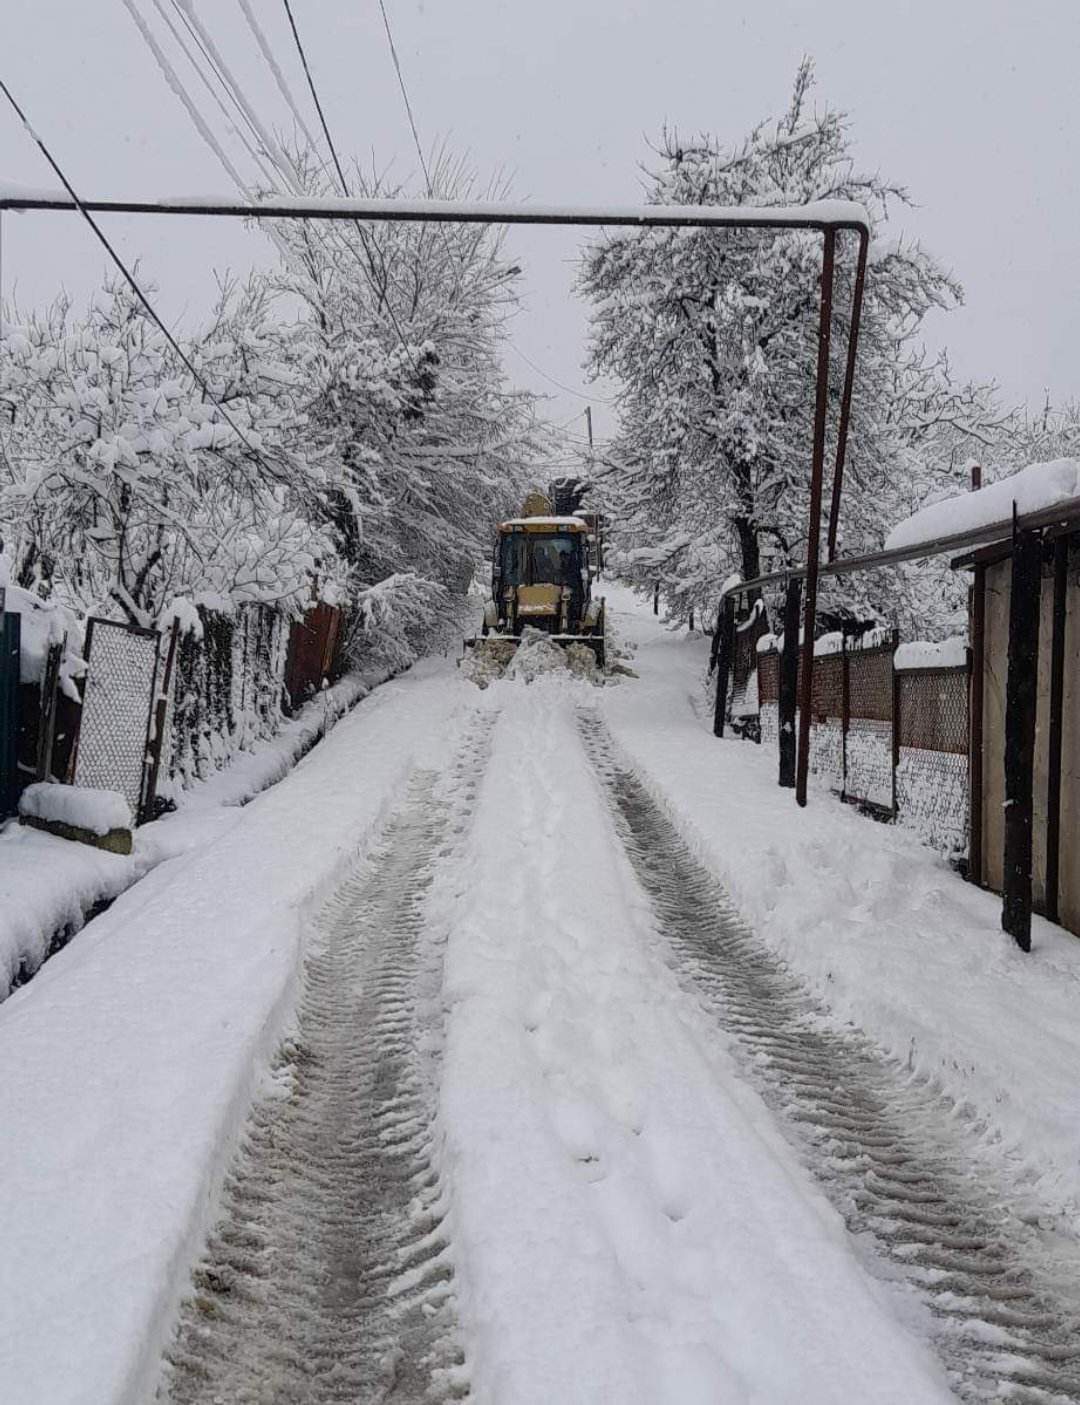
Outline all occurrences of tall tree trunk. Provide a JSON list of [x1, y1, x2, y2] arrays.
[[731, 513, 762, 607]]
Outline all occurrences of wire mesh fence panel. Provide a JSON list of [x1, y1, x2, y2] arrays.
[[897, 667, 969, 753], [845, 642, 895, 810], [809, 718, 844, 788], [760, 702, 779, 748], [74, 619, 159, 818], [895, 666, 969, 857], [758, 649, 780, 705]]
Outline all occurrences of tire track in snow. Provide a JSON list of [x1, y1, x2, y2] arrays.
[[161, 715, 493, 1405], [580, 711, 1080, 1405]]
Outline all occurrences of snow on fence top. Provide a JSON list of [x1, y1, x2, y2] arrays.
[[755, 626, 893, 656], [19, 782, 132, 836], [0, 183, 871, 231], [885, 458, 1080, 552], [894, 637, 967, 671]]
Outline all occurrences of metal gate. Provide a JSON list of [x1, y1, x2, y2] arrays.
[[73, 618, 161, 821]]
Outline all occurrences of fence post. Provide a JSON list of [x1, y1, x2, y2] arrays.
[[35, 638, 64, 781], [969, 564, 986, 886], [653, 581, 660, 616], [1002, 528, 1043, 951], [713, 597, 736, 739], [140, 621, 179, 825], [1044, 535, 1068, 926], [840, 633, 850, 802], [778, 579, 801, 788], [890, 628, 900, 819]]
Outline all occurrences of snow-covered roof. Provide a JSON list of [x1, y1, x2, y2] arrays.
[[885, 459, 1080, 553], [500, 516, 589, 531]]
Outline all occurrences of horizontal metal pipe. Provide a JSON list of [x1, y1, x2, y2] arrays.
[[722, 493, 1080, 598], [0, 190, 870, 233]]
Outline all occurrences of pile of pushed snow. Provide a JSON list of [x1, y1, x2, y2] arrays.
[[463, 629, 602, 688], [505, 628, 571, 681], [19, 783, 132, 836], [460, 637, 518, 689], [886, 458, 1080, 552], [895, 637, 967, 671]]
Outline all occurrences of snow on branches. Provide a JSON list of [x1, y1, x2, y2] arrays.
[[579, 60, 1006, 636], [0, 274, 335, 627], [0, 149, 551, 676]]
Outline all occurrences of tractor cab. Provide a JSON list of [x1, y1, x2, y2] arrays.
[[466, 492, 606, 666], [492, 517, 590, 634]]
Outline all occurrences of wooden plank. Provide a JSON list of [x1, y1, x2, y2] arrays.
[[969, 563, 986, 886], [1045, 536, 1069, 924], [1002, 528, 1043, 951]]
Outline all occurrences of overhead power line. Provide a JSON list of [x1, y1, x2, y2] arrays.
[[235, 0, 320, 153], [376, 0, 431, 194], [278, 0, 419, 368], [121, 0, 254, 198], [281, 0, 350, 198], [506, 341, 617, 405], [0, 75, 289, 484]]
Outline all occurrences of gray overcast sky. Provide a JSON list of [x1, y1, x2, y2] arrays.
[[2, 0, 1078, 447]]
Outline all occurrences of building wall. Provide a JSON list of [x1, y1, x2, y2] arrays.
[[979, 540, 1080, 937]]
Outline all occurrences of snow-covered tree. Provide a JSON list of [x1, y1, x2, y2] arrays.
[[266, 150, 551, 660], [0, 274, 336, 626], [580, 61, 1004, 634]]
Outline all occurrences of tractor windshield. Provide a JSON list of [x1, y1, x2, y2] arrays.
[[529, 534, 578, 584], [498, 532, 581, 586]]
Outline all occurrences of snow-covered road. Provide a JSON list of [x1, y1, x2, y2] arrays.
[[3, 588, 1080, 1404]]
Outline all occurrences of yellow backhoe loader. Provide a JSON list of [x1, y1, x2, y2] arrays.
[[465, 492, 606, 667]]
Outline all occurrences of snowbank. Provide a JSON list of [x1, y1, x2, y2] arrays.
[[601, 584, 1080, 1225], [19, 782, 132, 836], [437, 677, 950, 1403], [0, 669, 380, 1002], [886, 457, 1080, 551], [0, 657, 476, 1405]]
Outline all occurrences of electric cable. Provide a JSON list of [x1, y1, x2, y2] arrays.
[[505, 341, 617, 404], [146, 0, 282, 193], [0, 75, 291, 485], [281, 0, 350, 197], [376, 0, 431, 193], [279, 0, 418, 367], [235, 0, 320, 154]]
